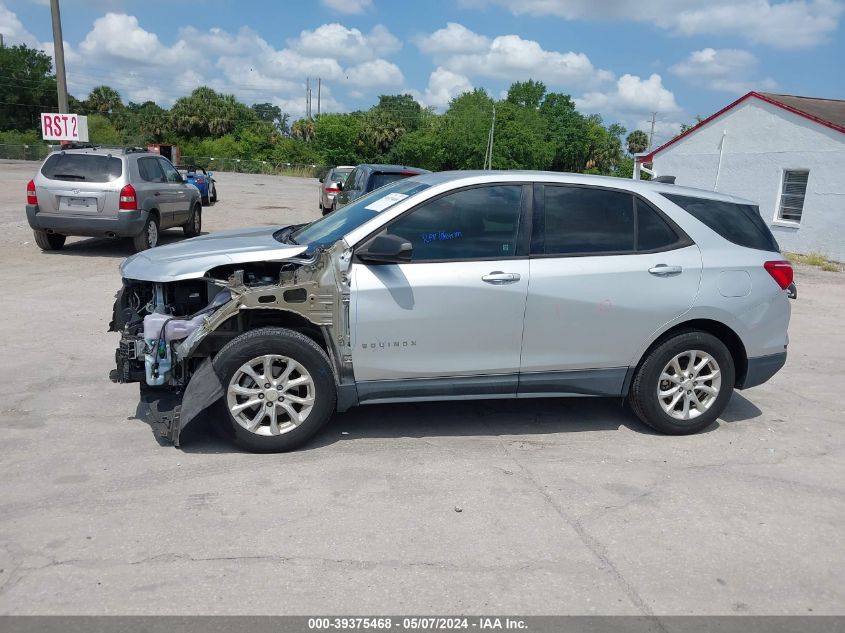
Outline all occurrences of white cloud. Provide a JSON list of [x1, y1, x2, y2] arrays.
[[416, 24, 612, 89], [670, 48, 777, 93], [576, 73, 681, 117], [460, 0, 844, 49], [320, 0, 373, 14], [411, 67, 474, 109], [341, 59, 405, 87], [0, 2, 38, 45], [290, 23, 401, 63], [414, 22, 491, 54]]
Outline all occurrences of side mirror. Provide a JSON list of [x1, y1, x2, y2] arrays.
[[357, 234, 412, 264], [319, 177, 324, 183]]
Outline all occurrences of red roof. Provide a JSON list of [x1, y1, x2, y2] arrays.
[[638, 91, 845, 163]]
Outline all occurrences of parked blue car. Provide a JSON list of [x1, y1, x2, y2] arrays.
[[176, 165, 217, 206]]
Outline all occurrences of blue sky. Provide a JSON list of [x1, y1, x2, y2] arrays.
[[2, 0, 843, 145]]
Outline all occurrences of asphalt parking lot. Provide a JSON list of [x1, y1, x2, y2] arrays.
[[0, 159, 843, 616]]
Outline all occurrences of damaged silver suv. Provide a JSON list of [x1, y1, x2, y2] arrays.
[[110, 171, 792, 452]]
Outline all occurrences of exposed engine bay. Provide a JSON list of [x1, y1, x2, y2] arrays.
[[109, 240, 355, 444]]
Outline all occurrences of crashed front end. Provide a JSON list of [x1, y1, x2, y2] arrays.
[[109, 241, 354, 445]]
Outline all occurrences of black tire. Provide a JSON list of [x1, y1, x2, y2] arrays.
[[210, 183, 217, 203], [211, 327, 337, 452], [131, 213, 159, 252], [183, 204, 202, 237], [628, 330, 735, 435], [33, 229, 66, 251]]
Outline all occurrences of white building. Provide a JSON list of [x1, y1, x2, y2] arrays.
[[637, 92, 845, 261]]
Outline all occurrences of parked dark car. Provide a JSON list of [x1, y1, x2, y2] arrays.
[[332, 164, 429, 212]]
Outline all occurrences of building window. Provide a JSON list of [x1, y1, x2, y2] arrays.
[[777, 170, 809, 224]]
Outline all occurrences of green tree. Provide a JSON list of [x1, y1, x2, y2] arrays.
[[291, 118, 315, 143], [440, 89, 495, 170], [489, 100, 553, 170], [371, 94, 425, 132], [387, 122, 446, 171], [626, 129, 649, 155], [506, 79, 547, 109], [539, 92, 590, 172], [312, 114, 362, 165], [86, 114, 122, 144], [0, 44, 58, 131], [169, 87, 252, 137], [85, 85, 123, 115]]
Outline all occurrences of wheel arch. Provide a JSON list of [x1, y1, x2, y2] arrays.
[[626, 318, 748, 393]]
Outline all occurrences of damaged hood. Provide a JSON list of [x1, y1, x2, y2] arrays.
[[120, 226, 309, 282]]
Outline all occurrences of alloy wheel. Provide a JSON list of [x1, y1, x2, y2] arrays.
[[226, 354, 316, 436], [657, 350, 722, 421]]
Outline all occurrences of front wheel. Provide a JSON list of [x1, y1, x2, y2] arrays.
[[212, 327, 337, 452], [628, 331, 735, 435]]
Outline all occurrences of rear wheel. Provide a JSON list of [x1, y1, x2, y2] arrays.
[[33, 229, 66, 251], [212, 327, 336, 452], [183, 204, 202, 237], [132, 214, 159, 252], [210, 183, 217, 203], [629, 330, 735, 435]]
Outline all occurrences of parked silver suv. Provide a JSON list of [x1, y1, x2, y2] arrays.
[[110, 171, 792, 452], [26, 146, 203, 252]]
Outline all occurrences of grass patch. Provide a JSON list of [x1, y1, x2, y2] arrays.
[[785, 251, 842, 272]]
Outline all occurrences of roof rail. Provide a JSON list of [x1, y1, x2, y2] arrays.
[[654, 175, 676, 184]]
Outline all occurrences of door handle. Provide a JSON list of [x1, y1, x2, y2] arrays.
[[648, 264, 683, 276], [154, 192, 161, 196], [482, 271, 521, 284]]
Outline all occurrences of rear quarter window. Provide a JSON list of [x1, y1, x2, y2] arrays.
[[662, 193, 780, 252], [40, 153, 123, 183]]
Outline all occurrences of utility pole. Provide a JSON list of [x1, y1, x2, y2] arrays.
[[306, 77, 311, 120], [1, 34, 5, 48], [50, 0, 70, 113], [317, 78, 321, 118], [648, 111, 657, 150], [484, 105, 496, 169]]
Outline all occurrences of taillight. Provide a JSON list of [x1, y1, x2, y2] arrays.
[[26, 179, 37, 205], [119, 183, 137, 210], [764, 260, 793, 289], [324, 187, 340, 193], [195, 177, 205, 184]]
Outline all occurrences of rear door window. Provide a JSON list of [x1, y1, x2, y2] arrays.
[[540, 186, 635, 255], [663, 193, 779, 252], [40, 153, 122, 182]]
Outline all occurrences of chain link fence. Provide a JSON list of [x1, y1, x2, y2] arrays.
[[0, 144, 52, 162], [0, 144, 328, 179]]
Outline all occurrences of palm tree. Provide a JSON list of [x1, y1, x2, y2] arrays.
[[85, 85, 123, 115], [626, 130, 649, 155], [291, 118, 315, 143]]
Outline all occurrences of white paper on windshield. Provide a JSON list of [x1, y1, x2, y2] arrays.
[[365, 192, 409, 212]]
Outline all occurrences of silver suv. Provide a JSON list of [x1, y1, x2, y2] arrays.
[[110, 171, 792, 452], [26, 146, 203, 252]]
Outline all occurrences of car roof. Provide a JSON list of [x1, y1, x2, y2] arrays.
[[405, 170, 756, 205], [46, 146, 155, 158], [357, 163, 431, 174]]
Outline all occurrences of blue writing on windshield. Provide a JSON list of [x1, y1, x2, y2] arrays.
[[421, 230, 463, 243]]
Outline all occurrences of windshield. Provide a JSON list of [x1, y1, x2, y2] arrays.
[[291, 179, 430, 249]]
